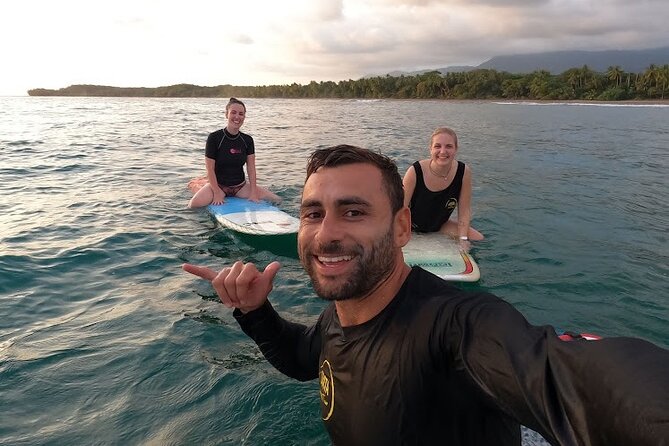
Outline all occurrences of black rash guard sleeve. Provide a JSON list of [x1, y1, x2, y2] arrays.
[[233, 301, 322, 382], [436, 290, 669, 446]]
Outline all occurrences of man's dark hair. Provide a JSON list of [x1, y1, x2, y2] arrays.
[[305, 145, 404, 214]]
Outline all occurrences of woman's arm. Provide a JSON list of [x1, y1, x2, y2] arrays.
[[205, 157, 225, 204], [205, 157, 218, 187], [402, 165, 417, 208], [456, 165, 473, 239], [246, 154, 259, 202]]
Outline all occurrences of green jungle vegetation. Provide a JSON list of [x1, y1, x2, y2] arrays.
[[28, 64, 669, 100]]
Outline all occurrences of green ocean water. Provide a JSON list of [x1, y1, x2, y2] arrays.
[[0, 97, 667, 445]]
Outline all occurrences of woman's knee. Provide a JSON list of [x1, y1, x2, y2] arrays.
[[261, 188, 281, 203], [188, 184, 214, 208]]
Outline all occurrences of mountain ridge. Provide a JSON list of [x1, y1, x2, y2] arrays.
[[379, 46, 669, 77]]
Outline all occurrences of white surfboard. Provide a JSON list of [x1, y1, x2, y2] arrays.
[[207, 197, 299, 235], [402, 233, 481, 282]]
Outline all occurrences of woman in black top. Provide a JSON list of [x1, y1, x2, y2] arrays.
[[188, 98, 280, 208], [403, 127, 483, 250]]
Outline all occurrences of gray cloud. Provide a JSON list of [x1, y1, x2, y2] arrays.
[[285, 0, 669, 80]]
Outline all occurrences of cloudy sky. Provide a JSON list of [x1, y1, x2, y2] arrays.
[[1, 0, 668, 96]]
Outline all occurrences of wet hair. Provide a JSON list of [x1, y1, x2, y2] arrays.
[[225, 97, 246, 114], [430, 127, 458, 148], [305, 145, 404, 214]]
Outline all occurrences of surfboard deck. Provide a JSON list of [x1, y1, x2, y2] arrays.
[[207, 197, 299, 235], [402, 233, 481, 282]]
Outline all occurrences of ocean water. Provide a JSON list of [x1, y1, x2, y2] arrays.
[[1, 97, 667, 445]]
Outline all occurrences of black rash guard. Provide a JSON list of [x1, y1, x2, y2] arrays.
[[204, 128, 255, 186], [410, 160, 465, 233], [234, 267, 669, 446]]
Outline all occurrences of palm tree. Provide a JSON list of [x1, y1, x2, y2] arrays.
[[528, 70, 552, 99], [645, 64, 659, 88], [579, 65, 593, 89], [658, 64, 669, 99], [606, 65, 624, 87], [562, 68, 581, 93]]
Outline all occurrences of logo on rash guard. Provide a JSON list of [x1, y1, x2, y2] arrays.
[[320, 359, 335, 421], [229, 148, 242, 154], [445, 198, 457, 210]]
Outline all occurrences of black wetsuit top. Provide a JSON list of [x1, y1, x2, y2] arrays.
[[410, 160, 465, 233], [204, 128, 255, 186], [234, 267, 669, 446]]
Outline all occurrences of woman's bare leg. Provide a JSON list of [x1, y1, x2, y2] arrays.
[[188, 183, 215, 208], [236, 184, 281, 203]]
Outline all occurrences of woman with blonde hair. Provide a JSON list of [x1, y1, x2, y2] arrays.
[[403, 127, 483, 250]]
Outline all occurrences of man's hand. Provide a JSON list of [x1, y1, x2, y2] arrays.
[[183, 261, 281, 313]]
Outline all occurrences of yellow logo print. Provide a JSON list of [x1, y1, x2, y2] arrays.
[[320, 359, 335, 421], [445, 198, 457, 211]]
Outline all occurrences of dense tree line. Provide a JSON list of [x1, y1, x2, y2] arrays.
[[28, 64, 669, 100]]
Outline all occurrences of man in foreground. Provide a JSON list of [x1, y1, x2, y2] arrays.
[[184, 145, 668, 445]]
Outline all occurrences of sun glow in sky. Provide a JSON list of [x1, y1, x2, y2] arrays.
[[1, 0, 668, 96]]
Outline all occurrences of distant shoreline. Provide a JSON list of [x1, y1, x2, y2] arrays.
[[18, 95, 669, 105], [25, 65, 669, 102], [489, 99, 669, 105]]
